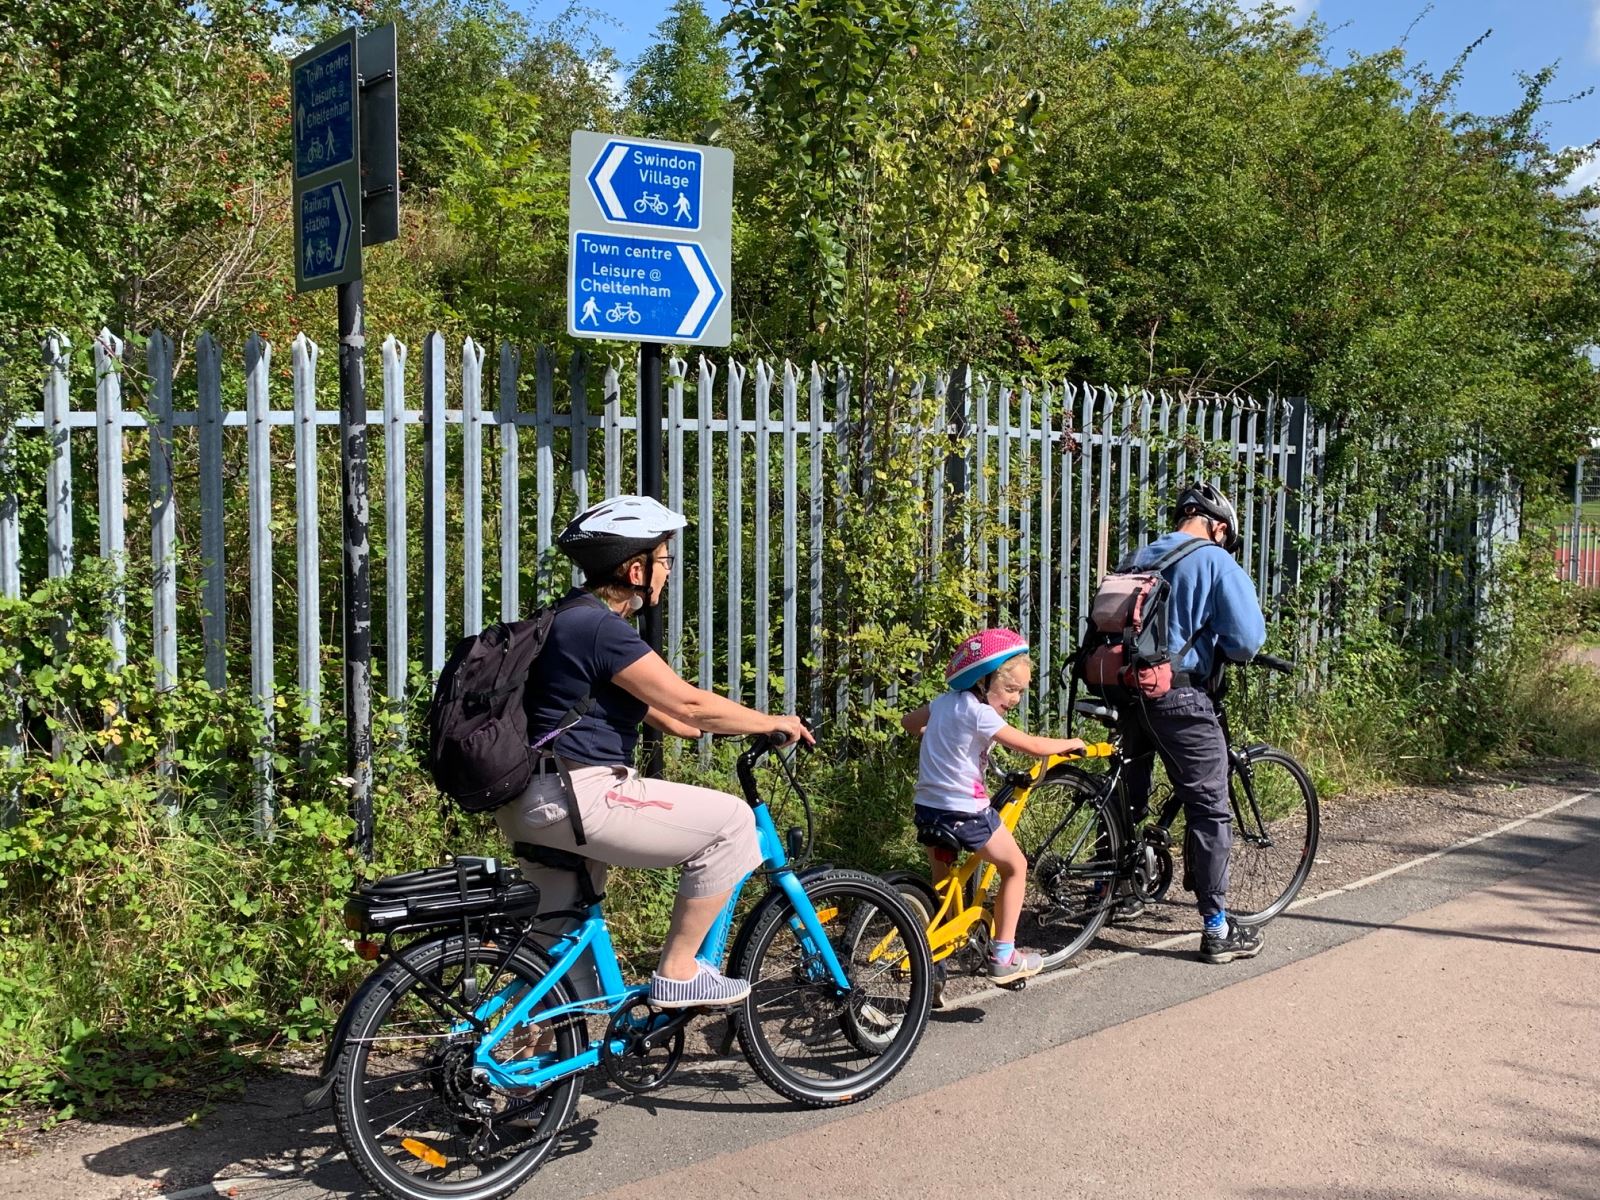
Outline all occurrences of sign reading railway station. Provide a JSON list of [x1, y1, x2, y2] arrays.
[[568, 130, 732, 347]]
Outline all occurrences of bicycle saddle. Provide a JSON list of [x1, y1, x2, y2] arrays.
[[914, 824, 964, 855], [1074, 699, 1119, 726], [511, 840, 605, 907]]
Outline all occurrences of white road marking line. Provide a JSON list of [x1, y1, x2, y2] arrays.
[[945, 785, 1599, 1010]]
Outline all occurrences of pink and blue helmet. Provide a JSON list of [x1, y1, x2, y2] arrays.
[[945, 628, 1029, 691]]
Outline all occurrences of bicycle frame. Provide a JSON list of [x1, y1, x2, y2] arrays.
[[466, 790, 850, 1093], [919, 744, 1114, 961]]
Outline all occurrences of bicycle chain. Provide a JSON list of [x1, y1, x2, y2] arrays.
[[465, 1071, 638, 1162]]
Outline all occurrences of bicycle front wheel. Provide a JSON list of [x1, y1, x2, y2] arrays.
[[331, 935, 584, 1200], [734, 869, 932, 1107], [1226, 747, 1320, 926], [1010, 766, 1121, 969]]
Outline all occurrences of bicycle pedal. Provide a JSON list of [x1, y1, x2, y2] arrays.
[[998, 978, 1027, 992]]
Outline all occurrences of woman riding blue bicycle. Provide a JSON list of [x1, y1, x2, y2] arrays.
[[496, 494, 813, 1009]]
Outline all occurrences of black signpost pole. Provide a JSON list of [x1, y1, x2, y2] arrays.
[[639, 341, 664, 779], [339, 278, 374, 857]]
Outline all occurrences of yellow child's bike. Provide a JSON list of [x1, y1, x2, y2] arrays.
[[883, 744, 1116, 998]]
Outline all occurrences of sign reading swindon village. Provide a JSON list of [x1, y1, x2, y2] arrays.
[[568, 131, 732, 347]]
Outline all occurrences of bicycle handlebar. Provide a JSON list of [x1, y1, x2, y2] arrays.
[[1250, 652, 1295, 675], [735, 730, 810, 805]]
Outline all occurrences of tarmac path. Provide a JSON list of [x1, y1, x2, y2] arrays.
[[7, 786, 1599, 1200]]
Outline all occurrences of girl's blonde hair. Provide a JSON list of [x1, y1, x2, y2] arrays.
[[990, 654, 1033, 689]]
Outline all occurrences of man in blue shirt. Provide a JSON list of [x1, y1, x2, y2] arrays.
[[1120, 482, 1267, 963]]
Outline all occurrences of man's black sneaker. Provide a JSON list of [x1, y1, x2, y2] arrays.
[[1199, 919, 1264, 964], [1109, 896, 1146, 924]]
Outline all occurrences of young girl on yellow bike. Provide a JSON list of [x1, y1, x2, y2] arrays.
[[901, 629, 1086, 984]]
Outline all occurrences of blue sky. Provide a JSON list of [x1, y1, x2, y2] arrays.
[[519, 1, 1600, 187]]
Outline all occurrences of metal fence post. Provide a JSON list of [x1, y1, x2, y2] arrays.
[[245, 334, 275, 836], [292, 334, 322, 726], [93, 329, 126, 669]]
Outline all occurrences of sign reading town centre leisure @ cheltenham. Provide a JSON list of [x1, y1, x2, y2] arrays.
[[567, 131, 732, 347]]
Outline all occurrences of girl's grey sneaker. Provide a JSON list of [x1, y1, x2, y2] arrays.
[[648, 962, 752, 1009], [1199, 919, 1264, 964], [988, 948, 1043, 984]]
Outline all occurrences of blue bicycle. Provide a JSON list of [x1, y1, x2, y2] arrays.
[[314, 734, 933, 1200]]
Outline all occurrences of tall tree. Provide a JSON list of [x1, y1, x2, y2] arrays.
[[627, 0, 733, 143]]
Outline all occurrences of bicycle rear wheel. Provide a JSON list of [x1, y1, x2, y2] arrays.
[[1226, 747, 1320, 926], [734, 869, 931, 1107], [331, 936, 584, 1200], [1009, 767, 1121, 969]]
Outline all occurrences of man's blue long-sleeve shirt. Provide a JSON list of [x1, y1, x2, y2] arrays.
[[1128, 531, 1267, 681]]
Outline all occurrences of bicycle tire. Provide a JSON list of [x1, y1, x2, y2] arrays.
[[1008, 765, 1121, 970], [331, 935, 584, 1200], [734, 869, 931, 1107], [1225, 747, 1320, 926]]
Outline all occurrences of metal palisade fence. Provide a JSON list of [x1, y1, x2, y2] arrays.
[[1558, 453, 1598, 588], [3, 328, 1516, 812]]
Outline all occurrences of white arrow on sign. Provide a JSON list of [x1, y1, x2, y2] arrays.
[[331, 181, 350, 268], [592, 143, 630, 222], [676, 244, 717, 337]]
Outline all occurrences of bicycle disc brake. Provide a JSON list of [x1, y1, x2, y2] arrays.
[[600, 1000, 687, 1094]]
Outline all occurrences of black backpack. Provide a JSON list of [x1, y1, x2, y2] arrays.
[[425, 599, 591, 815]]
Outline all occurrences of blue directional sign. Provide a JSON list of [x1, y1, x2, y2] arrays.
[[291, 27, 362, 292], [300, 180, 355, 283], [292, 33, 357, 181], [586, 139, 704, 231], [569, 231, 725, 341]]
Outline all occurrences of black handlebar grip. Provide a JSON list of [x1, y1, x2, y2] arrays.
[[1252, 652, 1294, 675]]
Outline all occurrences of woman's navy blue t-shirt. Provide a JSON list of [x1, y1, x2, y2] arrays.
[[524, 590, 653, 766]]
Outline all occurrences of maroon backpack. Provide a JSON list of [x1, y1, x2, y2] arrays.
[[1072, 539, 1212, 700]]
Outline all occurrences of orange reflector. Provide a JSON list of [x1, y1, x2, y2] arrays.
[[354, 940, 382, 961], [401, 1138, 448, 1168], [814, 906, 838, 924]]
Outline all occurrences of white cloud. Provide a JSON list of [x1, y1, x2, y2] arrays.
[[1564, 149, 1600, 195]]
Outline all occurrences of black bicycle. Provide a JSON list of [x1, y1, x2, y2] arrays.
[[978, 653, 1321, 967]]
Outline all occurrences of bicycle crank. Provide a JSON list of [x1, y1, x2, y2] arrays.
[[600, 1000, 689, 1094], [1132, 835, 1174, 902]]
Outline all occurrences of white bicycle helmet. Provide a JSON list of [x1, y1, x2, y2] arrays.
[[1171, 481, 1241, 554], [557, 495, 687, 585]]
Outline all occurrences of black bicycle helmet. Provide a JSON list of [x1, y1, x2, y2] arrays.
[[1171, 481, 1241, 554], [557, 495, 687, 585]]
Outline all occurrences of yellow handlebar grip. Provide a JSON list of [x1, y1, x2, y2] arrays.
[[1039, 742, 1116, 773]]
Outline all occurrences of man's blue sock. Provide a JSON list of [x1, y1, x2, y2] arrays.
[[1204, 911, 1228, 935]]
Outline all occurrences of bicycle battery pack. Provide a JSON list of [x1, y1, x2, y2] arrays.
[[344, 856, 541, 935]]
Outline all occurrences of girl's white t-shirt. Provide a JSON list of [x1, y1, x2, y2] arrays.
[[913, 690, 1007, 814]]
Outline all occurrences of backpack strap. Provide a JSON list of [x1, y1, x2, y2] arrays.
[[527, 593, 606, 846], [1146, 536, 1217, 574]]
